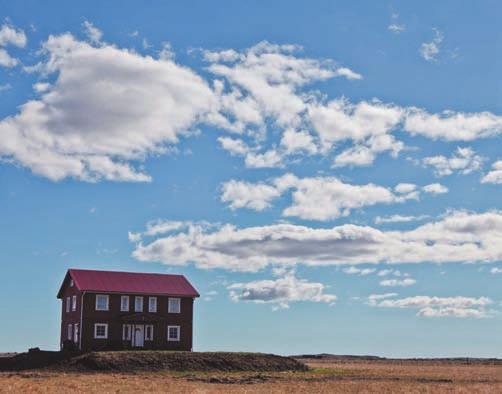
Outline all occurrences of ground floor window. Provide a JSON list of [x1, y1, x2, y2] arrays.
[[122, 324, 132, 340], [73, 323, 79, 343], [94, 323, 108, 339], [167, 325, 180, 341], [67, 324, 72, 340], [145, 324, 154, 341]]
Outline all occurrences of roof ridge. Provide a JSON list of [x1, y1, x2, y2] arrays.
[[68, 268, 185, 277]]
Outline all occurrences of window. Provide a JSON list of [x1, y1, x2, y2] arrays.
[[94, 323, 108, 339], [145, 325, 154, 341], [67, 324, 72, 341], [66, 297, 70, 313], [122, 324, 132, 340], [135, 296, 143, 312], [70, 279, 74, 287], [95, 294, 109, 311], [121, 296, 129, 312], [72, 295, 77, 311], [74, 323, 79, 343], [168, 298, 180, 313], [167, 325, 180, 341], [148, 297, 157, 313]]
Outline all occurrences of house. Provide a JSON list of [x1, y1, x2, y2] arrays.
[[57, 268, 199, 352]]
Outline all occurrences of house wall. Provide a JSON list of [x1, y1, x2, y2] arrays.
[[80, 293, 194, 352], [59, 275, 83, 349]]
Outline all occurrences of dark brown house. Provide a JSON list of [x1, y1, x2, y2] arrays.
[[57, 269, 200, 352]]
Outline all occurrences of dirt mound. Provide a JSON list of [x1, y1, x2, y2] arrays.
[[0, 350, 75, 371], [68, 351, 308, 372]]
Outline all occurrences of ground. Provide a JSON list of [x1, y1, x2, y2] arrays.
[[1, 357, 502, 393]]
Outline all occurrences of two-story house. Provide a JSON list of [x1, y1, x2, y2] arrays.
[[57, 269, 199, 351]]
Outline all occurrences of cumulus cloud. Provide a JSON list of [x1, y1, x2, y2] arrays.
[[388, 24, 405, 34], [131, 210, 502, 272], [342, 267, 376, 276], [220, 174, 421, 221], [419, 28, 443, 62], [422, 147, 483, 177], [228, 271, 336, 309], [0, 23, 27, 67], [369, 294, 493, 318], [82, 20, 103, 45], [0, 33, 217, 181], [422, 183, 448, 194], [375, 214, 429, 224], [481, 160, 502, 184], [404, 110, 502, 141], [379, 278, 416, 287]]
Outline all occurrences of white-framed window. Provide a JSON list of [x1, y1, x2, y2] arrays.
[[121, 296, 129, 312], [72, 295, 77, 311], [168, 298, 180, 313], [145, 325, 154, 341], [122, 324, 132, 340], [66, 297, 70, 313], [74, 323, 79, 343], [95, 294, 109, 311], [167, 325, 180, 341], [94, 323, 108, 339], [67, 324, 72, 341], [148, 297, 157, 313], [70, 279, 74, 287], [135, 296, 143, 312]]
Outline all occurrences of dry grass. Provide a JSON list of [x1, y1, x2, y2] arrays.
[[1, 359, 502, 393]]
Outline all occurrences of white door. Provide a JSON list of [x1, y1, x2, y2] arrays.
[[134, 325, 144, 347]]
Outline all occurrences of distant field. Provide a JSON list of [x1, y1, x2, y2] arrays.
[[1, 355, 502, 393]]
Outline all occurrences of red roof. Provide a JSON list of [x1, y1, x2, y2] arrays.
[[57, 269, 199, 298]]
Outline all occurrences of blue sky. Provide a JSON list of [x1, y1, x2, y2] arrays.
[[1, 0, 501, 356]]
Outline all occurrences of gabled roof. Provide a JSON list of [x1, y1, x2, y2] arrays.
[[57, 268, 199, 298]]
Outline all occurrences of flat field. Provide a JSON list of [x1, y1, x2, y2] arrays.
[[1, 357, 502, 393]]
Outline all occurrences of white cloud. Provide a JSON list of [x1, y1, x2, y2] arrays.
[[221, 179, 282, 211], [422, 183, 448, 194], [369, 294, 493, 318], [419, 28, 443, 62], [244, 149, 283, 168], [388, 24, 405, 34], [131, 210, 502, 272], [481, 160, 502, 184], [342, 266, 376, 276], [379, 278, 416, 287], [228, 271, 336, 310], [0, 83, 11, 92], [422, 147, 483, 177], [375, 214, 429, 224], [221, 174, 421, 221], [82, 21, 102, 45], [333, 67, 362, 80], [377, 269, 401, 277], [490, 267, 502, 274], [404, 109, 502, 141], [394, 183, 416, 194], [0, 24, 27, 47], [0, 33, 217, 182]]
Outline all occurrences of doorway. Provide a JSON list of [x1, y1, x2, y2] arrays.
[[133, 325, 144, 347]]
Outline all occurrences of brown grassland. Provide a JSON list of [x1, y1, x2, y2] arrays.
[[1, 358, 502, 393]]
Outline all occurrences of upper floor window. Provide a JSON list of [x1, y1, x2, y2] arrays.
[[168, 297, 180, 313], [135, 296, 143, 312], [72, 295, 77, 311], [66, 297, 70, 313], [121, 296, 129, 312], [148, 297, 157, 313], [69, 279, 74, 287], [95, 294, 109, 311], [94, 323, 108, 339]]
